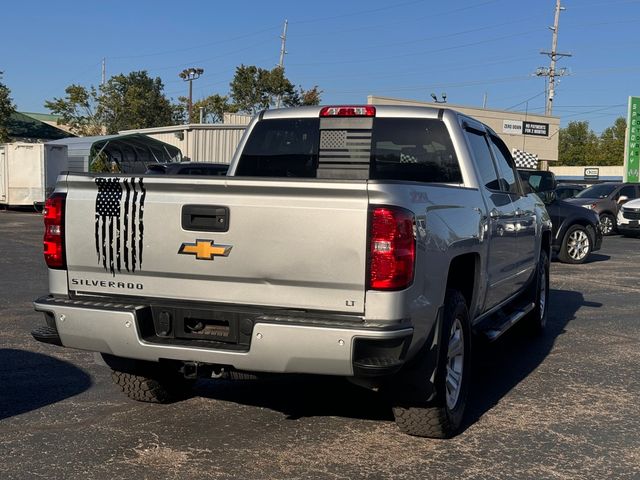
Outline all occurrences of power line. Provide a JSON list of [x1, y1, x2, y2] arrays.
[[108, 25, 281, 60], [505, 91, 548, 111], [289, 0, 428, 25], [288, 27, 544, 67]]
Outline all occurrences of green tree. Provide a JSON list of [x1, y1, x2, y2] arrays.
[[45, 71, 174, 135], [598, 117, 626, 166], [0, 73, 17, 142], [229, 65, 321, 113], [298, 86, 322, 106], [175, 93, 236, 124], [99, 71, 173, 134], [558, 121, 599, 166], [44, 84, 103, 136]]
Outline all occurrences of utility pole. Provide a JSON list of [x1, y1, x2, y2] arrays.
[[535, 0, 571, 115], [179, 67, 204, 124], [275, 19, 288, 108], [101, 58, 106, 87]]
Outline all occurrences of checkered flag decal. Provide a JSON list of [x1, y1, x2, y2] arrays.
[[512, 148, 539, 169]]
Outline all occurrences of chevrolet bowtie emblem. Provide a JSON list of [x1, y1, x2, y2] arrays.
[[178, 240, 233, 260]]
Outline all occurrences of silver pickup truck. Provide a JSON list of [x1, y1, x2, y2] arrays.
[[33, 105, 551, 438]]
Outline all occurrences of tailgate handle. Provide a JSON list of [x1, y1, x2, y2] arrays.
[[182, 205, 229, 232]]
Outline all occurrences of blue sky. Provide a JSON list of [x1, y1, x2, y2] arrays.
[[2, 0, 639, 133]]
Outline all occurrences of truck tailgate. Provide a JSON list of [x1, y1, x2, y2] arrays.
[[63, 175, 369, 314]]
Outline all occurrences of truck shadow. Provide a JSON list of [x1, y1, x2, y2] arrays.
[[194, 289, 595, 427], [0, 349, 92, 420], [464, 288, 601, 431], [195, 372, 394, 421]]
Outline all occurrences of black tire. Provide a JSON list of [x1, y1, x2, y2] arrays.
[[599, 213, 616, 236], [391, 290, 471, 438], [524, 249, 550, 334], [558, 225, 592, 264], [105, 355, 193, 404]]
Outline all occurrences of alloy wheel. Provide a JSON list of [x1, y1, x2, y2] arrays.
[[567, 230, 590, 261], [445, 317, 465, 410], [600, 216, 614, 235]]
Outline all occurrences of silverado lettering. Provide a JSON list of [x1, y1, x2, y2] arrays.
[[71, 279, 143, 290]]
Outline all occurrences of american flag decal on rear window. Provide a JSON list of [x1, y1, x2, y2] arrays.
[[94, 177, 146, 276], [319, 129, 372, 163]]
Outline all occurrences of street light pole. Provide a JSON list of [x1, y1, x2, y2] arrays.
[[179, 67, 204, 123]]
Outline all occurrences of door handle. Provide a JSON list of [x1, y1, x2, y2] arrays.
[[182, 205, 229, 232]]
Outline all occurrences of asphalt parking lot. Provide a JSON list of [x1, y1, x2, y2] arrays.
[[1, 210, 639, 480]]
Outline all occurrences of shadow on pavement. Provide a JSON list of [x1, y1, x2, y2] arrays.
[[0, 349, 92, 420], [583, 253, 611, 263], [464, 288, 602, 429], [195, 373, 393, 422], [193, 288, 598, 427]]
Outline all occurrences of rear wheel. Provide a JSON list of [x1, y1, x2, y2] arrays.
[[103, 355, 193, 404], [525, 249, 550, 334], [558, 225, 591, 264], [391, 290, 471, 438], [599, 213, 616, 236]]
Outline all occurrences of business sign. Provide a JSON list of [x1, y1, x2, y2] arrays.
[[584, 167, 599, 180], [503, 120, 549, 137], [502, 120, 523, 135], [523, 121, 549, 137], [624, 96, 640, 182]]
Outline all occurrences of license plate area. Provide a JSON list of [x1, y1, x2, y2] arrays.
[[145, 306, 254, 349]]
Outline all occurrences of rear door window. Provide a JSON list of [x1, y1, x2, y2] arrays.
[[488, 135, 521, 195]]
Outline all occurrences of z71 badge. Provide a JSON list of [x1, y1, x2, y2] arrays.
[[178, 240, 233, 260]]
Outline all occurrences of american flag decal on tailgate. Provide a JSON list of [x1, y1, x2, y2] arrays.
[[94, 177, 146, 276]]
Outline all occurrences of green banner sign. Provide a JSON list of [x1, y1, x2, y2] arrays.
[[625, 96, 640, 182]]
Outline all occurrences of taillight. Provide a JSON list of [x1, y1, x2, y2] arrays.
[[319, 105, 376, 117], [368, 207, 415, 290], [43, 193, 66, 269]]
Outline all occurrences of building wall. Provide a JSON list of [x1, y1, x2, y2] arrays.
[[223, 113, 253, 125], [368, 96, 560, 163], [550, 166, 624, 181], [119, 124, 247, 163]]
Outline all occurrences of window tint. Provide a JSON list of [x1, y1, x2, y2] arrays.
[[370, 118, 462, 183], [466, 130, 500, 190], [618, 185, 638, 199], [575, 184, 617, 199], [236, 119, 320, 177], [488, 135, 520, 194]]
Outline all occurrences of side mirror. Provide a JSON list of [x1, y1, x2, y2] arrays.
[[618, 195, 629, 205]]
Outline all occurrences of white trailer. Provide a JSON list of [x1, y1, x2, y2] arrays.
[[0, 142, 68, 207]]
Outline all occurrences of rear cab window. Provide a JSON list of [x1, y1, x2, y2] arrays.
[[236, 116, 462, 183]]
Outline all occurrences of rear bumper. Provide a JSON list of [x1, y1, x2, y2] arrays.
[[33, 296, 413, 377]]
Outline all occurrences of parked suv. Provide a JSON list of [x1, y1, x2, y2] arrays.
[[617, 197, 640, 236], [518, 170, 602, 264], [565, 182, 640, 235]]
